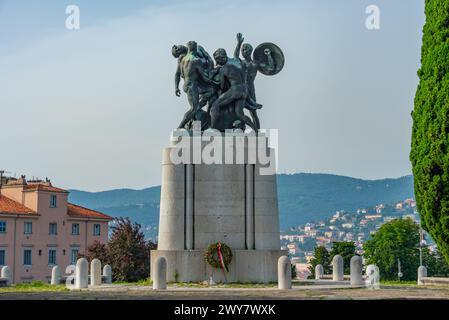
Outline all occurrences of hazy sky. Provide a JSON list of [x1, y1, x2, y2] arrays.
[[0, 0, 425, 191]]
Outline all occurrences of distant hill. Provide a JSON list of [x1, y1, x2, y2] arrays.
[[68, 187, 161, 231], [68, 173, 415, 231], [277, 173, 414, 228]]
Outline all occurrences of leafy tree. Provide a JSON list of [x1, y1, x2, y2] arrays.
[[410, 0, 449, 264], [363, 218, 420, 281], [108, 217, 156, 282], [291, 264, 297, 279], [422, 248, 449, 277], [83, 241, 110, 265], [84, 218, 157, 282], [330, 242, 356, 274], [308, 246, 331, 278]]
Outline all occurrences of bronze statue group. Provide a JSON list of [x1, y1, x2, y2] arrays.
[[173, 33, 284, 132]]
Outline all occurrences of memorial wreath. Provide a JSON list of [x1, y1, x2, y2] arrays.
[[204, 242, 233, 272]]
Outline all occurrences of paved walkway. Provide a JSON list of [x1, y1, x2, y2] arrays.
[[1, 283, 449, 300], [80, 281, 360, 292]]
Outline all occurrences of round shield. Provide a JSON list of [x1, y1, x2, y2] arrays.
[[253, 42, 285, 76]]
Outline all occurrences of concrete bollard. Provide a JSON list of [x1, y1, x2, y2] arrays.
[[277, 256, 292, 289], [365, 264, 380, 289], [315, 264, 324, 280], [350, 256, 363, 285], [417, 266, 427, 285], [75, 258, 88, 289], [103, 264, 112, 284], [332, 255, 344, 281], [153, 257, 167, 290], [65, 265, 76, 287], [90, 259, 102, 286], [51, 265, 61, 285], [1, 266, 11, 285], [366, 264, 378, 276]]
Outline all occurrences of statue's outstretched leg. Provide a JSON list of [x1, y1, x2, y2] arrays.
[[235, 99, 256, 132], [210, 90, 234, 129], [178, 85, 200, 129], [249, 109, 260, 130], [178, 109, 194, 129]]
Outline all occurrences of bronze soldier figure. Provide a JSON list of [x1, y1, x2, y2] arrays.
[[234, 33, 275, 130], [171, 34, 284, 131], [210, 48, 256, 131]]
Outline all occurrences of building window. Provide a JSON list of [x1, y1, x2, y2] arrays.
[[49, 223, 57, 235], [71, 223, 80, 235], [48, 249, 57, 265], [71, 249, 79, 265], [50, 195, 57, 208], [23, 249, 32, 266], [0, 250, 5, 266], [93, 224, 101, 236], [24, 222, 33, 235], [0, 221, 6, 233]]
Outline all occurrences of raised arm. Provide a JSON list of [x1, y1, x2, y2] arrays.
[[198, 46, 214, 68], [234, 33, 244, 59]]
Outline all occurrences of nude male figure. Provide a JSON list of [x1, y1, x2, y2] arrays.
[[174, 41, 218, 129], [210, 48, 256, 131], [234, 33, 274, 129], [172, 44, 213, 74]]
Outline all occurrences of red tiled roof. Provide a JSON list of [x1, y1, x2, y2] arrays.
[[0, 196, 37, 216], [67, 203, 113, 220], [23, 185, 68, 193]]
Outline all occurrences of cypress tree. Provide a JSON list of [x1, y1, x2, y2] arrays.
[[410, 0, 449, 263]]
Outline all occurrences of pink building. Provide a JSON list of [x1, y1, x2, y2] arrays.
[[0, 176, 112, 283]]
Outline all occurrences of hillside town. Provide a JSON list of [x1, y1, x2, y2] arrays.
[[280, 198, 434, 270]]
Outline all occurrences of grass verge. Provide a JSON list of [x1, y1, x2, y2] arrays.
[[0, 281, 69, 293]]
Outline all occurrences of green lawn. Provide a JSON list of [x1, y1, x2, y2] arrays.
[[0, 279, 278, 292], [0, 279, 424, 293], [0, 281, 69, 293], [380, 280, 419, 287], [135, 278, 153, 286]]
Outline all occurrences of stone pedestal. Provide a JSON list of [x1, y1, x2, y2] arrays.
[[151, 129, 286, 283], [151, 249, 283, 283]]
